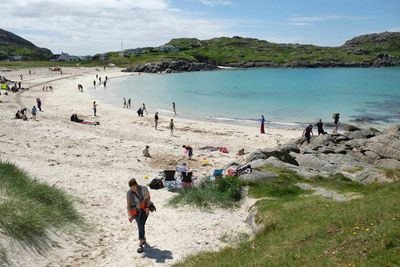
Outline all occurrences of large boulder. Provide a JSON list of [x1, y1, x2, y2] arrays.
[[238, 169, 277, 181], [374, 159, 400, 169], [383, 125, 400, 135], [345, 129, 376, 140], [246, 148, 299, 166]]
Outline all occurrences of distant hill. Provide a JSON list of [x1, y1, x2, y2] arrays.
[[120, 32, 400, 72], [0, 28, 52, 60]]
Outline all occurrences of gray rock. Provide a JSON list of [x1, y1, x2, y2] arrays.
[[278, 144, 300, 154], [345, 129, 375, 140], [238, 170, 277, 181], [346, 138, 370, 149], [374, 159, 400, 169], [344, 125, 360, 131], [383, 125, 400, 135], [246, 148, 299, 166], [290, 153, 328, 170], [310, 134, 333, 146]]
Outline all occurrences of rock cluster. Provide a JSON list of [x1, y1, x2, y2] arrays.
[[241, 125, 400, 184], [122, 60, 218, 73]]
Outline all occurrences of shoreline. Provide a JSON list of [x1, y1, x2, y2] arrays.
[[0, 67, 302, 266]]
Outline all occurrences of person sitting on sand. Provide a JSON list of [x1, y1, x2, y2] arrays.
[[15, 110, 22, 119], [143, 145, 151, 157], [127, 178, 151, 254], [137, 107, 143, 117], [70, 113, 84, 123], [182, 145, 193, 159], [303, 124, 313, 144]]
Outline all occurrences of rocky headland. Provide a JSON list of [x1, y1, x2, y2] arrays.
[[122, 60, 218, 73], [238, 125, 400, 184]]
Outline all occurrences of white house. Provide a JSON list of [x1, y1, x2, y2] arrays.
[[158, 45, 179, 53], [52, 52, 80, 62]]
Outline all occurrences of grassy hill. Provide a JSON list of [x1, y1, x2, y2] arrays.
[[114, 32, 400, 68], [0, 28, 52, 60]]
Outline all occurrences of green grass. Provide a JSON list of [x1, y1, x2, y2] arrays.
[[0, 162, 81, 262], [174, 170, 400, 266], [169, 176, 243, 208]]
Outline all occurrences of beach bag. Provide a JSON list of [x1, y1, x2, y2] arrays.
[[149, 178, 164, 190], [148, 201, 156, 212]]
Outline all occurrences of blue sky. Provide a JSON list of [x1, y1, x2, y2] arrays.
[[1, 0, 399, 55]]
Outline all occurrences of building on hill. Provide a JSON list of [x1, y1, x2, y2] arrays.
[[99, 53, 109, 61], [8, 55, 23, 61], [80, 55, 93, 61], [51, 52, 80, 62], [158, 45, 179, 53], [120, 48, 142, 57]]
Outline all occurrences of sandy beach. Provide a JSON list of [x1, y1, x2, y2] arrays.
[[0, 67, 302, 266]]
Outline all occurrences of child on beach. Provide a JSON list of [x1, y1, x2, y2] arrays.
[[36, 98, 42, 112], [142, 103, 148, 115], [143, 145, 151, 157], [128, 98, 131, 108], [183, 145, 193, 159], [123, 98, 127, 108], [31, 106, 37, 121], [173, 102, 176, 115]]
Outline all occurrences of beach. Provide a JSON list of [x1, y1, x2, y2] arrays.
[[0, 67, 302, 266]]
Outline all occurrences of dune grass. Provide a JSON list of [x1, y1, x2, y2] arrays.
[[169, 176, 243, 208], [0, 162, 81, 264], [173, 169, 400, 266]]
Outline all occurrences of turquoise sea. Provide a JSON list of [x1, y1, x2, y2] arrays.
[[90, 67, 400, 129]]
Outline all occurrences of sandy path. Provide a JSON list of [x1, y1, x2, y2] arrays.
[[0, 67, 301, 266]]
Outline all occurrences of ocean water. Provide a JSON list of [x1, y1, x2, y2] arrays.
[[90, 67, 400, 129]]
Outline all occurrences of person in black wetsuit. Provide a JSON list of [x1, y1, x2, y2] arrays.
[[303, 124, 314, 144], [316, 119, 326, 135]]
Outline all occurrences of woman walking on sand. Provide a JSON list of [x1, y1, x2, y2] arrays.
[[127, 178, 151, 253], [260, 115, 265, 134]]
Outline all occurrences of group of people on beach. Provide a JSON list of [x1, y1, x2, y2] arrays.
[[302, 113, 340, 144], [259, 113, 340, 144], [123, 98, 132, 108], [93, 74, 108, 87]]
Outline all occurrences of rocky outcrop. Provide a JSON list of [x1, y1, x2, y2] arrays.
[[242, 125, 400, 184], [122, 60, 218, 73]]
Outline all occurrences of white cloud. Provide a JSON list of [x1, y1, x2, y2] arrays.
[[284, 15, 375, 27], [198, 0, 233, 7], [1, 0, 235, 55]]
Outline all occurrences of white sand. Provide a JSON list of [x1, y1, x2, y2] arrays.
[[0, 67, 302, 266]]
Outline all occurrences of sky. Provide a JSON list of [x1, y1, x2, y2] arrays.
[[1, 0, 399, 55]]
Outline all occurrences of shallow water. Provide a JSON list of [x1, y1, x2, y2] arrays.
[[90, 67, 400, 129]]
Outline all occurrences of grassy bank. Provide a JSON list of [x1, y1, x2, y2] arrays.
[[0, 162, 81, 265], [173, 169, 400, 266]]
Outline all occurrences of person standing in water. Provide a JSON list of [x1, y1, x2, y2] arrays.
[[123, 98, 127, 108], [128, 98, 131, 108], [260, 115, 265, 134], [172, 102, 176, 115]]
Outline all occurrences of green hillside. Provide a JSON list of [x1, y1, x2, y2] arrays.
[[0, 28, 52, 60], [116, 32, 400, 68]]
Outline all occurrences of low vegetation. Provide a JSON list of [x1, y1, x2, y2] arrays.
[[0, 162, 81, 265], [173, 168, 400, 266], [169, 176, 242, 208]]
